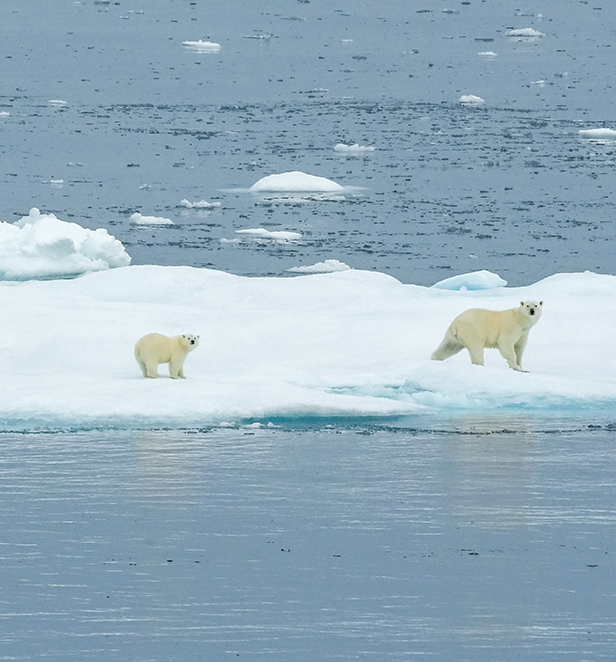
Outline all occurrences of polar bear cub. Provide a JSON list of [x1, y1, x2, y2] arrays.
[[135, 333, 200, 379], [431, 301, 543, 372]]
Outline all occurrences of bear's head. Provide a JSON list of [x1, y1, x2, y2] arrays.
[[520, 301, 543, 319], [182, 334, 200, 350]]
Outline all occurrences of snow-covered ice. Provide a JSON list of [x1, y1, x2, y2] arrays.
[[1, 262, 615, 431], [432, 270, 507, 291], [129, 212, 174, 226], [0, 208, 130, 280], [250, 171, 344, 193]]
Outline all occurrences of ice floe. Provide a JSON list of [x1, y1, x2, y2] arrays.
[[0, 208, 130, 280], [432, 270, 507, 291], [178, 199, 222, 209], [334, 143, 375, 154], [234, 228, 302, 241], [287, 259, 352, 274], [250, 171, 344, 193], [459, 95, 485, 106], [129, 212, 174, 226], [0, 265, 615, 430], [182, 40, 221, 53], [578, 128, 616, 139]]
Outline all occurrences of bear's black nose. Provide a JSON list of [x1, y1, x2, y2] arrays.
[[530, 309, 535, 315]]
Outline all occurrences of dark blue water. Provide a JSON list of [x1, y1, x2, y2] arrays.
[[1, 0, 615, 286], [2, 423, 615, 661]]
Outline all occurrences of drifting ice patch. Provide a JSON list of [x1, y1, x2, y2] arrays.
[[432, 270, 507, 291], [459, 94, 485, 106], [235, 228, 302, 241], [0, 208, 130, 280], [334, 143, 375, 155], [506, 28, 544, 38], [250, 171, 344, 193], [288, 259, 351, 274], [182, 40, 221, 53], [578, 128, 616, 139], [129, 212, 174, 226], [178, 199, 221, 209]]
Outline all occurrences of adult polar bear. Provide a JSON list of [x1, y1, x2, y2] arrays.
[[431, 301, 543, 372], [135, 333, 199, 379]]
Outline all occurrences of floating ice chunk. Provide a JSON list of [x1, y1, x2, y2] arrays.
[[531, 80, 546, 87], [182, 40, 221, 53], [505, 28, 544, 37], [0, 111, 10, 117], [477, 51, 498, 60], [288, 259, 352, 274], [235, 228, 302, 241], [334, 143, 375, 154], [48, 99, 68, 106], [0, 208, 130, 280], [578, 128, 616, 139], [459, 94, 485, 106], [178, 199, 221, 209], [250, 171, 344, 193], [129, 212, 174, 226], [432, 270, 507, 291]]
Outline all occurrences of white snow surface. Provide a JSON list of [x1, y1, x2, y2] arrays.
[[1, 265, 615, 430], [0, 208, 130, 280], [432, 270, 507, 290], [250, 171, 344, 192]]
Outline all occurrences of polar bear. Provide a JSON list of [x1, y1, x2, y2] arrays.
[[431, 301, 543, 372], [134, 333, 200, 379]]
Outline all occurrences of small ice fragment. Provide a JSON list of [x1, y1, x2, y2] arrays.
[[182, 40, 221, 53], [578, 128, 616, 139], [334, 143, 375, 154], [459, 94, 485, 105], [505, 28, 544, 37], [235, 228, 302, 241], [129, 212, 174, 226], [179, 199, 221, 209]]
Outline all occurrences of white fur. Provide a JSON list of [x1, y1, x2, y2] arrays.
[[431, 301, 543, 372], [134, 333, 199, 379]]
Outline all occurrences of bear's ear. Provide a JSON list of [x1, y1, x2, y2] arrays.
[[520, 301, 524, 306], [539, 301, 543, 306]]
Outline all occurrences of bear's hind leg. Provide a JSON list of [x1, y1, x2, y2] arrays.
[[465, 343, 485, 366], [136, 357, 148, 378], [145, 361, 160, 378]]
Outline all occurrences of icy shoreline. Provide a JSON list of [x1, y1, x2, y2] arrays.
[[1, 264, 614, 431]]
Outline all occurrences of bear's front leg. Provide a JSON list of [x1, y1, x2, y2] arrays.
[[169, 360, 186, 379], [497, 342, 525, 371]]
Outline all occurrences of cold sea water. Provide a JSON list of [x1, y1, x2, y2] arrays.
[[1, 0, 616, 659]]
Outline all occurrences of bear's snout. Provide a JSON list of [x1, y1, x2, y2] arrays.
[[530, 308, 535, 315]]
